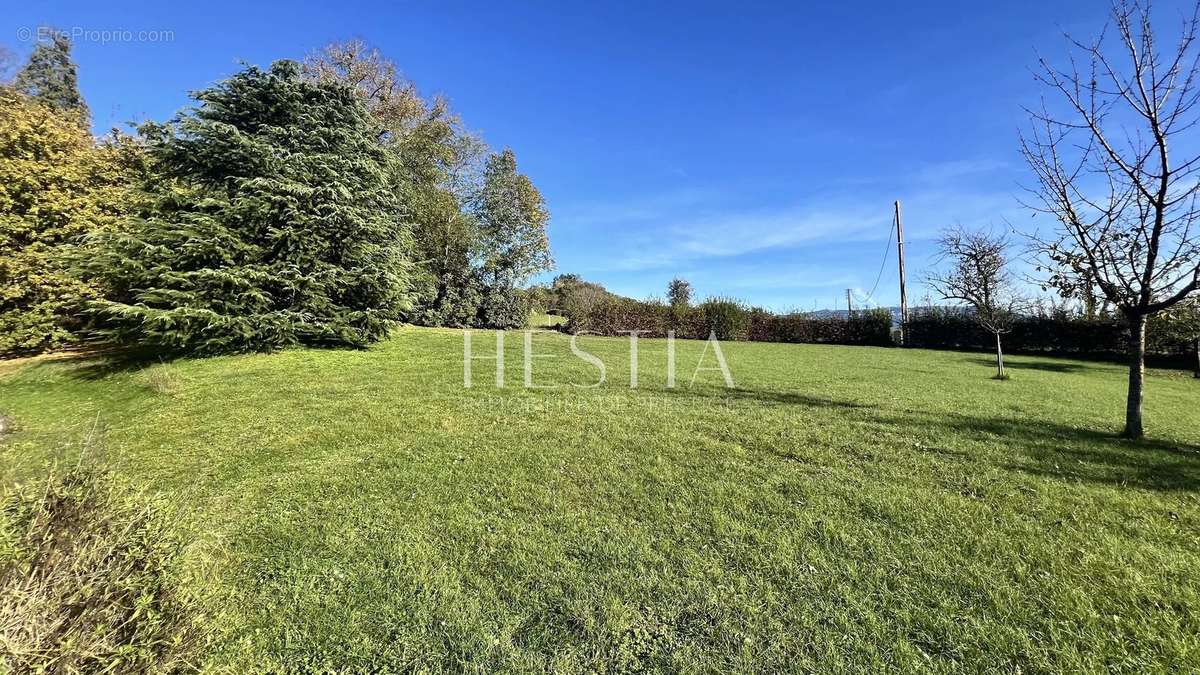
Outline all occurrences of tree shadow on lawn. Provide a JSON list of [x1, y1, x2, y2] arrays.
[[67, 355, 170, 381], [666, 385, 1200, 493], [5, 344, 173, 381], [966, 357, 1091, 374], [912, 410, 1200, 493], [658, 386, 872, 410], [0, 346, 129, 380]]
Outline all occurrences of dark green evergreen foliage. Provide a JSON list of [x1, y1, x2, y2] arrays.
[[12, 33, 90, 123], [86, 61, 411, 355], [477, 285, 531, 329], [410, 266, 483, 328], [408, 269, 528, 329]]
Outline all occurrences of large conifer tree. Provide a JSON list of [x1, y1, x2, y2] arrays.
[[12, 34, 90, 123], [87, 61, 411, 355], [302, 41, 488, 328]]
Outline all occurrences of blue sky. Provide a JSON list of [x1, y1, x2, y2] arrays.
[[6, 1, 1193, 310]]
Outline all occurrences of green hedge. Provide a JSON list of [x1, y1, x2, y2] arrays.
[[562, 297, 1197, 368], [748, 308, 894, 346], [905, 307, 1195, 367], [564, 296, 894, 346]]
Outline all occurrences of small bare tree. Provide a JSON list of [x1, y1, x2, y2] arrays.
[[1021, 1, 1200, 437], [928, 227, 1026, 379]]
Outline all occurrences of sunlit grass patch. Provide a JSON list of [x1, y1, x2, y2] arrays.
[[0, 327, 1197, 671]]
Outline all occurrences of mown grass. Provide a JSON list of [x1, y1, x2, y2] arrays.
[[527, 312, 567, 329], [0, 327, 1198, 671]]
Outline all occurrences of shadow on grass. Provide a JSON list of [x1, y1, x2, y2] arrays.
[[0, 343, 188, 382], [912, 410, 1200, 492], [1, 346, 114, 377], [667, 384, 1200, 492], [60, 347, 174, 380], [660, 386, 872, 409], [967, 357, 1091, 374]]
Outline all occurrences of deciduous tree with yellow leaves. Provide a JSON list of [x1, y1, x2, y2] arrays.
[[0, 88, 136, 355]]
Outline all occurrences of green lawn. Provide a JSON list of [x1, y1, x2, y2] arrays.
[[527, 312, 567, 329], [1, 327, 1198, 671]]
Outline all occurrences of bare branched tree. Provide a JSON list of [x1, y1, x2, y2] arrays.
[[928, 227, 1027, 379], [1020, 1, 1200, 438]]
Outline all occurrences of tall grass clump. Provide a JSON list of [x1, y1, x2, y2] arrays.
[[0, 467, 201, 672]]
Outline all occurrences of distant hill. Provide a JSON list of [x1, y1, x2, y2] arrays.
[[803, 306, 904, 325]]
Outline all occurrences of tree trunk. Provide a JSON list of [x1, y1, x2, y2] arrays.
[[1193, 338, 1199, 379], [994, 332, 1005, 379], [1123, 315, 1147, 439]]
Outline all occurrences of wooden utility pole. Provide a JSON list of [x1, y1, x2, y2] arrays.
[[895, 201, 909, 343], [846, 288, 853, 317]]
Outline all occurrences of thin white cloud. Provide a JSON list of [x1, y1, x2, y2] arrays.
[[553, 158, 1027, 299], [912, 158, 1010, 184], [585, 204, 877, 273], [551, 187, 721, 229], [575, 190, 1020, 274]]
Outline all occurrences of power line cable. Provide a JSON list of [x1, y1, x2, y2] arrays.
[[861, 214, 896, 306]]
